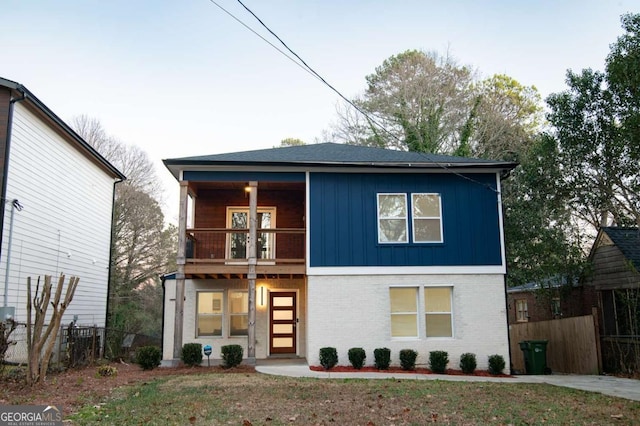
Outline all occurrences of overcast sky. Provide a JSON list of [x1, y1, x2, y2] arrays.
[[3, 0, 637, 221]]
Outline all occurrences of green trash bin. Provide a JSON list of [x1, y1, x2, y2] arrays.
[[519, 340, 548, 374]]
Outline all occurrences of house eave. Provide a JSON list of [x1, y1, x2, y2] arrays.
[[0, 77, 126, 181]]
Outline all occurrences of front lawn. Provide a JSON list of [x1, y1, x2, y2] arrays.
[[69, 372, 639, 425]]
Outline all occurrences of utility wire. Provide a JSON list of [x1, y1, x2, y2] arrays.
[[207, 0, 322, 83], [209, 0, 503, 193]]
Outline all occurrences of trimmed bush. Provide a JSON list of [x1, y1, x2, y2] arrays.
[[136, 346, 161, 371], [373, 347, 391, 370], [459, 353, 477, 374], [399, 349, 418, 371], [488, 354, 506, 375], [221, 344, 243, 368], [429, 350, 449, 374], [348, 347, 366, 369], [319, 347, 338, 370], [181, 343, 203, 367]]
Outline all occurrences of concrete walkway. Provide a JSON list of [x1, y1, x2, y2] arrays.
[[255, 363, 640, 402]]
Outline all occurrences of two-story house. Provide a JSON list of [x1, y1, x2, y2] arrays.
[[0, 77, 125, 330], [162, 143, 516, 369]]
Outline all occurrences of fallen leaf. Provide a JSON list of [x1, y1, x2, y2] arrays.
[[243, 420, 253, 426], [189, 416, 196, 424], [611, 414, 624, 419]]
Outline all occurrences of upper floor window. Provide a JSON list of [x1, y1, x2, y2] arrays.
[[412, 193, 443, 243], [516, 299, 528, 322], [377, 193, 442, 244], [377, 194, 408, 243]]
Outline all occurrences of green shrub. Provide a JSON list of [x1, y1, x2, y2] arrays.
[[373, 347, 391, 370], [221, 344, 243, 368], [319, 347, 338, 370], [459, 353, 477, 374], [96, 365, 118, 377], [136, 346, 161, 371], [488, 354, 506, 375], [181, 343, 203, 367], [399, 349, 418, 370], [429, 350, 449, 373], [348, 347, 366, 369]]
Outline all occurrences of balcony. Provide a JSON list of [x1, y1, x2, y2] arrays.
[[184, 227, 306, 279]]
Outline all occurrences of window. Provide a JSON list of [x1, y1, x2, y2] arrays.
[[425, 287, 453, 337], [229, 291, 249, 336], [377, 193, 442, 244], [412, 194, 443, 243], [389, 288, 418, 337], [516, 299, 528, 322], [551, 298, 561, 317], [197, 292, 223, 336], [377, 194, 408, 243], [226, 207, 276, 260]]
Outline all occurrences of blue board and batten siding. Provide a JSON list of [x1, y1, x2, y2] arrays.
[[308, 172, 503, 267]]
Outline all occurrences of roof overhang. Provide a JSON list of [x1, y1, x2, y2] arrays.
[[0, 77, 126, 180]]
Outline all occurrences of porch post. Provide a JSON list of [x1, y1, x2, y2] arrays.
[[247, 181, 258, 359], [173, 181, 189, 359]]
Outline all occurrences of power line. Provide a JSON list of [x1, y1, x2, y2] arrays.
[[208, 0, 502, 193], [206, 0, 321, 83]]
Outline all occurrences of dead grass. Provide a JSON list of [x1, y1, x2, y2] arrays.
[[2, 363, 638, 425]]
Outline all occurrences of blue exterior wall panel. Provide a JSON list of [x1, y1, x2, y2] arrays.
[[309, 172, 503, 267]]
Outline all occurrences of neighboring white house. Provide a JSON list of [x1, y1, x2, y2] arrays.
[[0, 77, 125, 328]]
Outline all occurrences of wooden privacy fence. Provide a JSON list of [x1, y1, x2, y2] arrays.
[[509, 312, 601, 375]]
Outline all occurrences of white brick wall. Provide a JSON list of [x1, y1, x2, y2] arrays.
[[307, 274, 509, 371]]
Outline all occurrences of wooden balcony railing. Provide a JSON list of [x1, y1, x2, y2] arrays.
[[185, 228, 306, 267]]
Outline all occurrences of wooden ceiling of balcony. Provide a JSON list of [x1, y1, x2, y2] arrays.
[[189, 181, 305, 192]]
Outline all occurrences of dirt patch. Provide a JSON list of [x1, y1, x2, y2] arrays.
[[309, 365, 512, 377], [0, 362, 255, 413]]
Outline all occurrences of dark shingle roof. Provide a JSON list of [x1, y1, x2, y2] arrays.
[[602, 227, 640, 271], [164, 142, 517, 169]]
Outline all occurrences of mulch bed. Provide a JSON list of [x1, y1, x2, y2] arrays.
[[309, 365, 512, 377]]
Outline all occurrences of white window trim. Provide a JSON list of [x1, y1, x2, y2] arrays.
[[389, 286, 419, 339], [226, 206, 277, 262], [516, 299, 529, 322], [196, 290, 224, 338], [377, 193, 408, 244], [411, 193, 444, 243], [229, 290, 249, 337], [424, 286, 454, 339]]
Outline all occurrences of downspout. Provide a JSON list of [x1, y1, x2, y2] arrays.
[[0, 92, 26, 315], [160, 274, 166, 360], [104, 177, 124, 356]]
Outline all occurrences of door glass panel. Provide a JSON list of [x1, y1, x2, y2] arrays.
[[230, 212, 247, 259], [273, 310, 293, 320], [273, 338, 293, 348], [272, 324, 293, 334], [273, 296, 293, 307]]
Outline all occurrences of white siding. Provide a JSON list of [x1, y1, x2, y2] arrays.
[[0, 104, 115, 327], [307, 274, 510, 371]]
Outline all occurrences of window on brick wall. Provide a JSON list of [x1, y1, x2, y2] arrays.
[[229, 291, 249, 336], [425, 287, 453, 337], [516, 299, 528, 322], [197, 291, 223, 336], [551, 298, 561, 318], [389, 287, 418, 337]]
